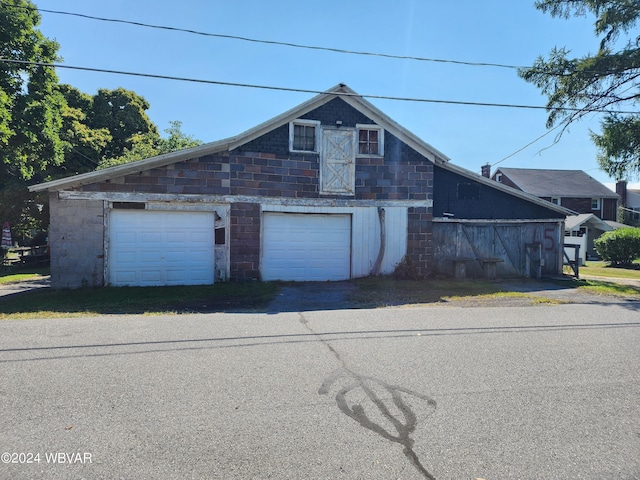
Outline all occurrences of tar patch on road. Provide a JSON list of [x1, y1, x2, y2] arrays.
[[299, 313, 437, 479]]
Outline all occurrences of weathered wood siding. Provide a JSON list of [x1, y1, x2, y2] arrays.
[[432, 219, 564, 278]]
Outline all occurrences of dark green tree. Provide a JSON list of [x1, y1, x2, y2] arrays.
[[90, 87, 158, 160], [54, 84, 111, 177], [47, 85, 160, 178], [0, 2, 196, 239], [98, 121, 201, 169], [0, 0, 65, 239], [519, 0, 640, 179]]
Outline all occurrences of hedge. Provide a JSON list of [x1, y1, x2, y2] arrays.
[[594, 227, 640, 264]]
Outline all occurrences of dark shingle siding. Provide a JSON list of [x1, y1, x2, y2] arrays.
[[434, 166, 561, 219]]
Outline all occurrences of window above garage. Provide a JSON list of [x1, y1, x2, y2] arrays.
[[356, 125, 384, 156], [289, 119, 320, 153]]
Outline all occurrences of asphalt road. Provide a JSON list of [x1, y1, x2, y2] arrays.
[[1, 303, 639, 479]]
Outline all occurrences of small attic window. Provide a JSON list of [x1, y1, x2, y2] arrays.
[[289, 119, 320, 153], [356, 125, 384, 156]]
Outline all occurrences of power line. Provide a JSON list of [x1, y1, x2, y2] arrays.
[[491, 123, 566, 168], [4, 1, 637, 80], [2, 58, 638, 115], [0, 1, 526, 71]]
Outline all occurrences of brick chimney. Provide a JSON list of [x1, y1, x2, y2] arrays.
[[616, 180, 627, 207], [481, 164, 491, 178]]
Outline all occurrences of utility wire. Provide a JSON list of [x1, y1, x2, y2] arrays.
[[2, 58, 638, 115], [0, 1, 526, 71], [491, 122, 566, 168], [5, 2, 638, 78]]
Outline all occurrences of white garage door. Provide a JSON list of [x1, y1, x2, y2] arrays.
[[262, 213, 351, 281], [108, 210, 215, 287]]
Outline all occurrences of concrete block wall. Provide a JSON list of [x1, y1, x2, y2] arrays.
[[407, 207, 433, 277], [68, 97, 439, 281], [229, 202, 261, 281], [49, 193, 105, 289]]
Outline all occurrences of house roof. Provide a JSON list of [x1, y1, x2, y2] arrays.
[[495, 168, 619, 199], [29, 84, 571, 216], [32, 83, 452, 192], [565, 213, 613, 232], [603, 219, 628, 230]]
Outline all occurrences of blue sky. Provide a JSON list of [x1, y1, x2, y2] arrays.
[[35, 0, 623, 188]]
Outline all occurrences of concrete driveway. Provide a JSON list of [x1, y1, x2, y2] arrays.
[[1, 301, 639, 479]]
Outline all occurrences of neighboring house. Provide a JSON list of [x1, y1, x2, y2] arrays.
[[30, 84, 571, 289], [615, 180, 640, 226], [488, 167, 619, 221], [563, 213, 613, 264], [486, 166, 621, 262]]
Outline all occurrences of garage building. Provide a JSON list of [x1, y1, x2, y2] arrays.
[[30, 84, 571, 288]]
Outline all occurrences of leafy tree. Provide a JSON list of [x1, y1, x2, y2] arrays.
[[98, 121, 201, 169], [46, 85, 159, 178], [90, 87, 158, 160], [54, 84, 112, 176], [0, 0, 65, 178], [0, 0, 65, 239], [0, 2, 197, 240], [594, 227, 640, 264], [519, 0, 640, 179]]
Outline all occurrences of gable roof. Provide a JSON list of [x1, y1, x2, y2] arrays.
[[565, 213, 613, 232], [495, 167, 619, 199], [30, 84, 450, 192], [28, 84, 571, 216]]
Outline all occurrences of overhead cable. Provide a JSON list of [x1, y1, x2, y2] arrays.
[[4, 2, 636, 77], [2, 58, 638, 115], [0, 1, 533, 71]]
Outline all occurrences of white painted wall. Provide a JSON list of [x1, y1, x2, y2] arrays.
[[564, 234, 587, 265]]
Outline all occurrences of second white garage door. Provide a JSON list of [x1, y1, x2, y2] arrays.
[[108, 209, 215, 287], [262, 213, 351, 281]]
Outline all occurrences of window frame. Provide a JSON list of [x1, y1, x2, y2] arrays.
[[550, 197, 560, 205], [356, 124, 384, 157], [289, 119, 320, 153], [591, 197, 601, 210]]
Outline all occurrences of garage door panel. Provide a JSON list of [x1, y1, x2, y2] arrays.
[[109, 210, 215, 287], [140, 270, 162, 282], [262, 213, 351, 281], [112, 271, 137, 284]]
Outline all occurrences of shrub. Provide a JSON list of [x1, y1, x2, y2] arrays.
[[594, 227, 640, 265], [392, 255, 420, 280]]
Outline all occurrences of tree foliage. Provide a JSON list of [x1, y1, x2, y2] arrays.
[[594, 227, 640, 264], [0, 0, 66, 179], [519, 0, 640, 179], [48, 85, 159, 178], [0, 1, 198, 240], [98, 121, 201, 169], [0, 0, 65, 239]]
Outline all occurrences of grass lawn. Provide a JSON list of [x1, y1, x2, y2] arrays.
[[349, 277, 556, 307], [2, 266, 640, 319], [568, 261, 640, 280], [0, 266, 50, 285], [0, 282, 279, 319]]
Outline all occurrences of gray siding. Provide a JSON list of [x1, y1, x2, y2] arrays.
[[432, 220, 564, 278], [49, 194, 105, 288]]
